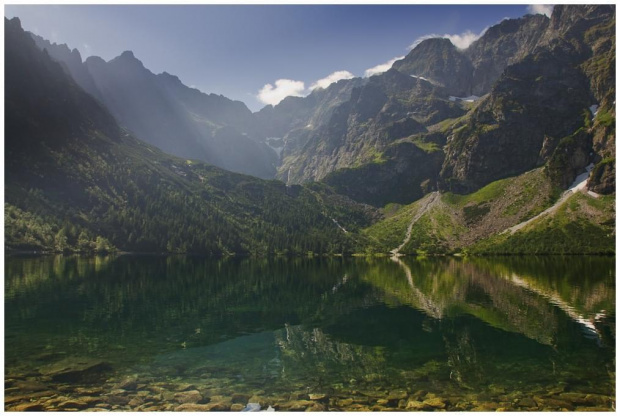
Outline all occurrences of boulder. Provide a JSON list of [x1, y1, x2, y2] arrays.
[[38, 357, 110, 382], [174, 390, 203, 404]]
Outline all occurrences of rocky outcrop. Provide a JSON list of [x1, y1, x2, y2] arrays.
[[545, 129, 592, 189], [465, 14, 549, 96], [588, 157, 615, 194]]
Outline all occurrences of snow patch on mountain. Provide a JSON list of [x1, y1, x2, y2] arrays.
[[449, 95, 480, 102]]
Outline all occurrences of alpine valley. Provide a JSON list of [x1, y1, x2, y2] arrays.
[[5, 4, 616, 256], [3, 5, 617, 414]]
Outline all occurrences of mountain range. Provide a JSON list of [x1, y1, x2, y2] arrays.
[[5, 4, 616, 255]]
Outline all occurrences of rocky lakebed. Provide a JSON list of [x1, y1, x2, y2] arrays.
[[5, 354, 614, 412]]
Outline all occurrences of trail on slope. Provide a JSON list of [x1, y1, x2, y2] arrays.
[[503, 164, 595, 235], [391, 191, 440, 256]]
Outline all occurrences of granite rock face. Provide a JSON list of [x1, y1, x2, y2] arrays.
[[261, 5, 614, 204]]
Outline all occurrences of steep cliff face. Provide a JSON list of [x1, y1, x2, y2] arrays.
[[262, 5, 613, 205], [390, 15, 549, 98], [31, 34, 103, 101], [440, 45, 592, 193], [276, 69, 463, 191], [465, 14, 549, 96], [440, 5, 614, 194]]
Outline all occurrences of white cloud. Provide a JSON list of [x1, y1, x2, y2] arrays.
[[257, 79, 306, 106], [445, 30, 486, 49], [527, 4, 554, 17], [364, 56, 405, 78], [309, 70, 355, 90], [409, 27, 488, 51]]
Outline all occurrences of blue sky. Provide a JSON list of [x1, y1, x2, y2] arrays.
[[5, 5, 547, 111]]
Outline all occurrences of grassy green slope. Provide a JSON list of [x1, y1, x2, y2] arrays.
[[364, 168, 614, 255], [471, 192, 615, 255]]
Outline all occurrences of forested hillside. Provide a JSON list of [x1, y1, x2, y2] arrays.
[[5, 17, 377, 255]]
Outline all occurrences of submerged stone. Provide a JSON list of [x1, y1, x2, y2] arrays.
[[174, 383, 197, 392], [175, 403, 213, 411], [57, 400, 89, 410], [387, 390, 408, 401], [308, 393, 327, 401], [10, 403, 46, 411], [104, 395, 130, 406], [174, 390, 203, 404], [114, 377, 138, 391], [286, 400, 315, 410], [336, 398, 353, 407], [5, 390, 58, 405], [10, 379, 49, 393], [516, 397, 537, 408], [232, 393, 251, 404], [204, 401, 231, 411], [423, 397, 447, 409], [405, 400, 426, 410], [128, 397, 144, 407], [38, 357, 110, 382]]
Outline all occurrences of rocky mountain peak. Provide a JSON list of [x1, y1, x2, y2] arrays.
[[109, 50, 145, 69], [119, 50, 136, 59], [548, 4, 615, 32], [392, 36, 473, 96], [84, 55, 106, 67]]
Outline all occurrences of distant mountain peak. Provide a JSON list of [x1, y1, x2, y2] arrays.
[[158, 71, 183, 85], [120, 50, 135, 59], [417, 37, 454, 48], [84, 55, 106, 66], [108, 50, 145, 68], [6, 16, 21, 28]]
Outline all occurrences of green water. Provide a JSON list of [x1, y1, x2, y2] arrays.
[[5, 255, 615, 411]]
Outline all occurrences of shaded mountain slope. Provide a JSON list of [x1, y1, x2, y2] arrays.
[[31, 35, 277, 178], [6, 17, 377, 255]]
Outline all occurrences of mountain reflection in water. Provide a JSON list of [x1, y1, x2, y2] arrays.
[[5, 255, 615, 411]]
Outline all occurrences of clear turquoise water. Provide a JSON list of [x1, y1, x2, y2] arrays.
[[5, 255, 615, 411]]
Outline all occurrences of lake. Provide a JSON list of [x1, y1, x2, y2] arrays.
[[5, 255, 615, 411]]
